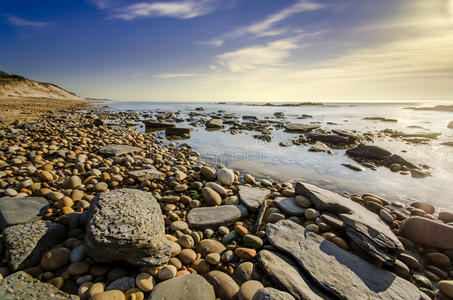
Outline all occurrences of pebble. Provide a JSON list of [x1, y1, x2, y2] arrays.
[[158, 265, 177, 281], [206, 253, 221, 265], [239, 280, 264, 300], [90, 290, 125, 300], [235, 248, 257, 260], [41, 248, 70, 270], [425, 252, 451, 267], [202, 187, 222, 206], [192, 258, 210, 273], [304, 208, 319, 220], [169, 241, 182, 256], [170, 221, 188, 232], [295, 195, 311, 208], [379, 209, 394, 223], [243, 235, 263, 248], [178, 234, 195, 249], [88, 282, 105, 297], [217, 168, 235, 185], [179, 249, 197, 264], [438, 280, 453, 298], [70, 245, 86, 263], [244, 174, 255, 185], [135, 272, 155, 292], [106, 277, 136, 292], [67, 261, 90, 276], [267, 213, 285, 223], [95, 182, 109, 192]]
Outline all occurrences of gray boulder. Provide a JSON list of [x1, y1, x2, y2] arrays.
[[0, 271, 78, 299], [266, 220, 423, 299], [308, 134, 350, 145], [0, 197, 50, 229], [253, 288, 295, 300], [295, 182, 403, 264], [99, 144, 141, 156], [3, 221, 67, 271], [150, 274, 215, 300], [239, 186, 271, 211], [84, 189, 171, 266], [187, 205, 248, 229]]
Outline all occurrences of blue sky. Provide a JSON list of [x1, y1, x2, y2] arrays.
[[1, 0, 452, 101]]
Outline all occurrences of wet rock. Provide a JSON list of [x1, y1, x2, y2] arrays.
[[284, 123, 320, 133], [217, 168, 235, 186], [275, 197, 305, 217], [399, 216, 453, 250], [0, 196, 50, 229], [266, 220, 423, 299], [253, 288, 295, 300], [239, 280, 264, 300], [84, 189, 171, 266], [3, 221, 67, 271], [258, 250, 324, 300], [206, 271, 239, 300], [144, 120, 175, 128], [150, 274, 215, 300], [308, 141, 330, 152], [206, 119, 223, 129], [165, 127, 191, 138], [309, 134, 349, 145], [342, 163, 365, 171], [295, 182, 403, 264], [346, 144, 392, 160], [187, 205, 248, 228], [439, 280, 453, 298], [239, 186, 271, 211], [0, 271, 78, 299], [99, 144, 141, 156]]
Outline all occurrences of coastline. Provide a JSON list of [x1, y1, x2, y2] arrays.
[[0, 100, 452, 299]]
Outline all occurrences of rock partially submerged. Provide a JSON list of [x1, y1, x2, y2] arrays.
[[144, 120, 175, 128], [206, 118, 223, 129], [0, 196, 50, 229], [284, 123, 320, 133], [84, 189, 171, 266], [3, 221, 67, 271], [165, 127, 192, 138], [266, 220, 423, 300], [0, 271, 78, 299], [295, 182, 403, 264], [187, 205, 248, 228], [399, 216, 453, 250]]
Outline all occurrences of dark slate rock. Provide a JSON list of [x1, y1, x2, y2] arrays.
[[295, 182, 403, 264], [84, 189, 171, 266], [308, 134, 350, 145], [0, 197, 50, 229], [3, 221, 67, 271], [346, 144, 391, 160], [275, 197, 306, 217], [284, 123, 320, 133], [257, 250, 324, 300], [0, 271, 78, 299], [239, 186, 271, 211], [99, 144, 141, 156], [150, 274, 215, 300], [266, 220, 423, 300], [187, 205, 248, 229], [253, 288, 296, 300]]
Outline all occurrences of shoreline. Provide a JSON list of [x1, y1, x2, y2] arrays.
[[0, 100, 452, 299]]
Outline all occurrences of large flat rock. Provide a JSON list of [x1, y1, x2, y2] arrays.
[[99, 144, 141, 156], [0, 197, 50, 229], [399, 216, 453, 250], [84, 189, 171, 266], [258, 250, 325, 300], [0, 271, 78, 299], [3, 221, 67, 271], [295, 182, 403, 264], [128, 168, 166, 181], [284, 123, 320, 133], [150, 274, 215, 300], [266, 220, 423, 300], [187, 205, 248, 229], [275, 197, 306, 216], [239, 186, 271, 211]]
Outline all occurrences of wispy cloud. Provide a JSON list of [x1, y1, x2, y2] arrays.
[[91, 0, 221, 20], [205, 0, 326, 46], [156, 73, 198, 78], [6, 15, 50, 27], [217, 36, 301, 72]]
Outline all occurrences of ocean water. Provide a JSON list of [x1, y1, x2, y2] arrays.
[[101, 101, 453, 211]]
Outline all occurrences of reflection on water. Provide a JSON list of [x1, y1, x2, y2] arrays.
[[104, 101, 453, 211]]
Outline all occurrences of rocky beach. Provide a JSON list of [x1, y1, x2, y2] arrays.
[[0, 98, 452, 300]]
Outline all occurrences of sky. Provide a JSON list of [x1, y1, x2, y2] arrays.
[[0, 0, 453, 101]]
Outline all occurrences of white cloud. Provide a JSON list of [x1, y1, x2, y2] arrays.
[[6, 15, 49, 27], [217, 37, 301, 72], [205, 0, 326, 46], [156, 73, 198, 78], [111, 0, 218, 20]]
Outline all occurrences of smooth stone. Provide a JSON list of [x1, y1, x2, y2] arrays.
[[157, 265, 177, 281], [294, 195, 311, 208], [84, 189, 171, 266], [70, 245, 86, 263], [0, 196, 50, 229], [202, 187, 222, 206], [239, 186, 271, 211], [179, 249, 197, 264], [128, 169, 165, 181], [217, 168, 235, 186], [439, 211, 453, 223], [169, 241, 181, 256], [295, 182, 403, 264], [258, 250, 324, 300], [99, 144, 141, 156], [91, 290, 125, 300], [399, 216, 453, 250], [200, 166, 217, 180], [0, 271, 77, 299], [266, 220, 423, 299], [253, 288, 295, 300], [233, 262, 260, 285], [196, 239, 226, 256], [68, 261, 90, 276], [304, 208, 319, 220], [243, 235, 263, 248], [170, 221, 188, 232], [206, 182, 228, 196], [391, 260, 410, 277], [150, 274, 215, 300], [41, 247, 70, 270], [411, 202, 435, 214], [88, 282, 105, 297], [284, 123, 320, 133], [206, 271, 239, 300], [425, 252, 451, 267], [136, 273, 155, 292], [106, 277, 135, 292], [309, 141, 330, 152], [244, 174, 256, 185], [3, 221, 67, 271], [64, 176, 82, 189], [187, 205, 248, 229], [438, 280, 453, 298], [275, 197, 306, 217], [379, 209, 394, 223], [178, 234, 194, 249], [206, 252, 221, 264], [239, 280, 264, 300]]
